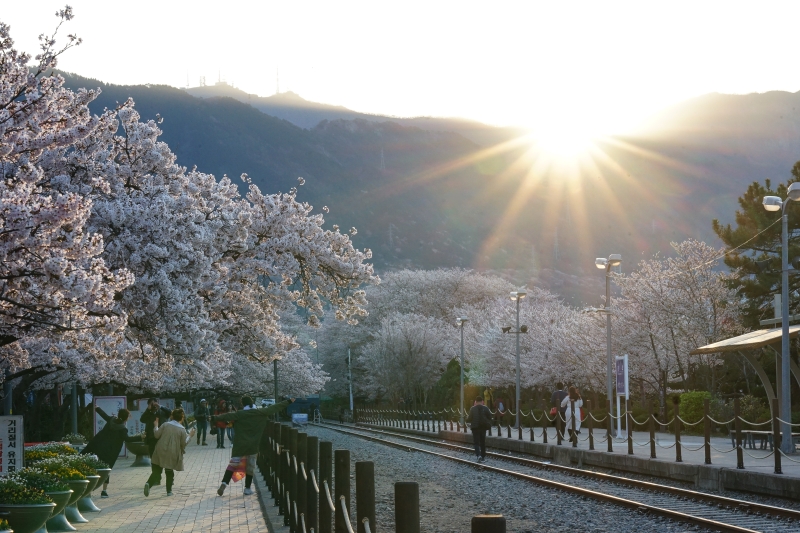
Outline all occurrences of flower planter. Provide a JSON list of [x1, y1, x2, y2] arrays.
[[45, 480, 87, 533], [78, 469, 109, 513], [64, 477, 97, 524], [126, 442, 151, 467], [32, 491, 71, 533], [0, 504, 56, 533]]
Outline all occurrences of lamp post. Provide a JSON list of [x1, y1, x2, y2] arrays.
[[595, 254, 622, 427], [510, 290, 527, 429], [456, 317, 468, 426], [763, 184, 800, 454]]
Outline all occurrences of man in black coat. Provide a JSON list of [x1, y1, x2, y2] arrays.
[[140, 398, 172, 489], [466, 396, 493, 463], [194, 399, 210, 446], [81, 406, 140, 497]]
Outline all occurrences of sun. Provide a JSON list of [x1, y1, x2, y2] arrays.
[[530, 125, 598, 160]]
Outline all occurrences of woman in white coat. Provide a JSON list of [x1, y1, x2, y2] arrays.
[[560, 386, 583, 444], [146, 409, 195, 496]]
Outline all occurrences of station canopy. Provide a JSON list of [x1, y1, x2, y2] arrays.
[[690, 325, 800, 355]]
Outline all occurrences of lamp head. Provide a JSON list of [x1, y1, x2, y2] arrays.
[[608, 254, 622, 266], [501, 326, 512, 334], [787, 182, 800, 201], [763, 196, 783, 212], [595, 258, 608, 269], [456, 317, 468, 326], [520, 325, 528, 333]]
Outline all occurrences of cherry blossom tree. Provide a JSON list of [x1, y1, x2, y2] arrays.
[[0, 9, 132, 360]]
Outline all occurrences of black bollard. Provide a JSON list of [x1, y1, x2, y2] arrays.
[[307, 436, 319, 533], [607, 399, 613, 453], [395, 482, 420, 533], [541, 401, 548, 444], [297, 432, 308, 531], [334, 449, 351, 533], [627, 399, 633, 455], [289, 428, 299, 533], [703, 399, 711, 465], [673, 396, 682, 463], [734, 396, 744, 469], [506, 424, 511, 438], [356, 462, 375, 533], [649, 407, 656, 459], [772, 398, 782, 475], [556, 410, 563, 445], [319, 441, 333, 533], [471, 514, 506, 533]]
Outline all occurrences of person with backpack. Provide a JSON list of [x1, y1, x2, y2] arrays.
[[194, 399, 210, 446], [466, 396, 493, 463], [211, 396, 293, 496]]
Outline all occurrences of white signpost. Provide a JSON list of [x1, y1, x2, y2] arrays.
[[0, 415, 24, 475], [615, 354, 629, 438], [94, 396, 128, 457]]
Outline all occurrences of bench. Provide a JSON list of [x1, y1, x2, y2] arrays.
[[729, 430, 800, 450]]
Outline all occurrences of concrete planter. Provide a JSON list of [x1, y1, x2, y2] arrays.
[[78, 469, 109, 513], [127, 442, 151, 467], [64, 476, 97, 524], [0, 504, 56, 533], [45, 480, 87, 533], [33, 491, 71, 533]]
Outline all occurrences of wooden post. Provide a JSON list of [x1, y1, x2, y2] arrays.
[[649, 407, 656, 459], [587, 400, 594, 451], [627, 399, 633, 455]]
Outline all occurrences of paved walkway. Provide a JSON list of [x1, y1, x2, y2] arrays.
[[72, 442, 269, 533]]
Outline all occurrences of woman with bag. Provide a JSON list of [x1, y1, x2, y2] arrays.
[[560, 386, 583, 444]]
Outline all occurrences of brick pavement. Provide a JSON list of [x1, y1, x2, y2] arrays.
[[71, 442, 269, 533]]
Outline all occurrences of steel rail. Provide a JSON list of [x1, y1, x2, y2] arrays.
[[328, 422, 800, 522], [315, 423, 795, 533]]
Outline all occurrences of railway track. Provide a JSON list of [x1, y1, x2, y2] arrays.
[[312, 422, 800, 533]]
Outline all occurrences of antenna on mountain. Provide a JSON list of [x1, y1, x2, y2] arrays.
[[380, 148, 386, 171]]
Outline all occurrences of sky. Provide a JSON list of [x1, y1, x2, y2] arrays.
[[5, 1, 800, 140]]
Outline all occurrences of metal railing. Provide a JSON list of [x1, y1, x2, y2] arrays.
[[355, 396, 798, 475]]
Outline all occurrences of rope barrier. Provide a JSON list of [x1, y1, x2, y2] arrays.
[[742, 448, 774, 459], [322, 480, 336, 512], [737, 417, 771, 426], [340, 496, 356, 533], [362, 517, 373, 533], [676, 416, 704, 427], [654, 440, 677, 449], [632, 439, 652, 447], [775, 417, 800, 427], [680, 442, 707, 452], [300, 461, 307, 481], [310, 469, 319, 494], [706, 416, 735, 426], [708, 443, 737, 454], [778, 449, 800, 463]]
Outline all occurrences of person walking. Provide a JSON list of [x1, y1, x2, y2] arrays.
[[214, 400, 228, 448], [140, 398, 172, 490], [225, 403, 236, 445], [145, 409, 195, 497], [195, 399, 210, 446], [81, 406, 140, 498], [466, 396, 492, 463], [561, 386, 583, 444], [211, 396, 293, 496], [550, 382, 568, 431]]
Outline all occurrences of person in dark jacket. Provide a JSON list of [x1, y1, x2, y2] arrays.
[[195, 399, 210, 445], [466, 396, 492, 463], [211, 396, 293, 496], [550, 382, 568, 428], [140, 398, 172, 489], [81, 406, 140, 497]]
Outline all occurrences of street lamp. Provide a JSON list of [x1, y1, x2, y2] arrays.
[[508, 290, 527, 429], [596, 254, 622, 430], [763, 183, 800, 455], [456, 317, 468, 426]]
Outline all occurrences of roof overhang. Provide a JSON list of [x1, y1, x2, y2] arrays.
[[690, 325, 800, 355]]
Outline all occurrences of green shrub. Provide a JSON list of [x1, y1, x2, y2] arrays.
[[0, 518, 9, 530], [678, 391, 712, 423], [12, 468, 69, 493], [0, 478, 53, 505]]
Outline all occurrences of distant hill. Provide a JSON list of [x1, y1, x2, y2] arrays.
[[184, 82, 525, 147], [59, 72, 800, 305]]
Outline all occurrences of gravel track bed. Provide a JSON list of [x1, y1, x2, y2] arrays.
[[360, 425, 800, 513], [307, 425, 710, 533]]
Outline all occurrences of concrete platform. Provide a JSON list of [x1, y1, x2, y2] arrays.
[[356, 422, 800, 500]]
